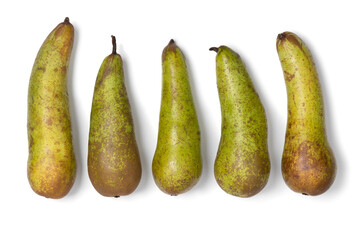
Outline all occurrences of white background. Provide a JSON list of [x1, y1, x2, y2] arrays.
[[0, 0, 358, 239]]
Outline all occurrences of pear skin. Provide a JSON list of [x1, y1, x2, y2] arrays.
[[211, 46, 270, 197], [27, 18, 76, 199], [152, 40, 202, 196], [88, 36, 142, 197], [276, 32, 336, 196]]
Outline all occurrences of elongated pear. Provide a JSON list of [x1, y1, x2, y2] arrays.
[[152, 40, 202, 196], [211, 46, 270, 197], [27, 18, 76, 199], [277, 32, 336, 196], [88, 36, 141, 197]]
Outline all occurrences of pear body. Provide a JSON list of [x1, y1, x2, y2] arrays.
[[88, 43, 141, 197], [27, 18, 76, 199], [277, 32, 336, 196], [213, 46, 270, 197], [152, 40, 202, 196]]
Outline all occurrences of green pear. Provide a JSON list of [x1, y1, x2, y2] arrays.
[[152, 40, 202, 196], [276, 32, 336, 196], [210, 46, 270, 197], [27, 17, 76, 199], [88, 36, 142, 197]]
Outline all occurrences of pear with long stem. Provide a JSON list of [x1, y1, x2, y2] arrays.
[[88, 36, 142, 197]]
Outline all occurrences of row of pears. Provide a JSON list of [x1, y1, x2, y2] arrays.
[[27, 18, 336, 199]]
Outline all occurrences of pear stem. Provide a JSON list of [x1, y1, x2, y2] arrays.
[[64, 17, 70, 24], [209, 47, 219, 52], [277, 33, 286, 40], [111, 35, 117, 54]]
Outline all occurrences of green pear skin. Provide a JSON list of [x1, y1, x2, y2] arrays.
[[88, 36, 141, 197], [277, 32, 336, 196], [152, 40, 202, 196], [27, 18, 76, 199], [211, 46, 270, 197]]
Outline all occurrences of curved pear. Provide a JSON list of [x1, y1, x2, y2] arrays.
[[27, 18, 76, 199], [276, 32, 336, 196], [152, 40, 202, 196], [211, 46, 270, 198], [88, 36, 142, 197]]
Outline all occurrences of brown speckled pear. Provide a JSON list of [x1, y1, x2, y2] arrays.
[[277, 32, 336, 196], [152, 40, 202, 196], [88, 36, 141, 197], [27, 18, 76, 199], [210, 46, 270, 197]]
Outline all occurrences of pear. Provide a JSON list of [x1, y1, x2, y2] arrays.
[[210, 46, 270, 197], [152, 40, 202, 196], [88, 36, 142, 197], [276, 32, 336, 196], [27, 18, 76, 199]]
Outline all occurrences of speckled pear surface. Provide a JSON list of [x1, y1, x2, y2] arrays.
[[277, 32, 336, 196], [88, 36, 141, 197], [211, 46, 270, 197], [27, 18, 76, 199], [152, 40, 202, 196]]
